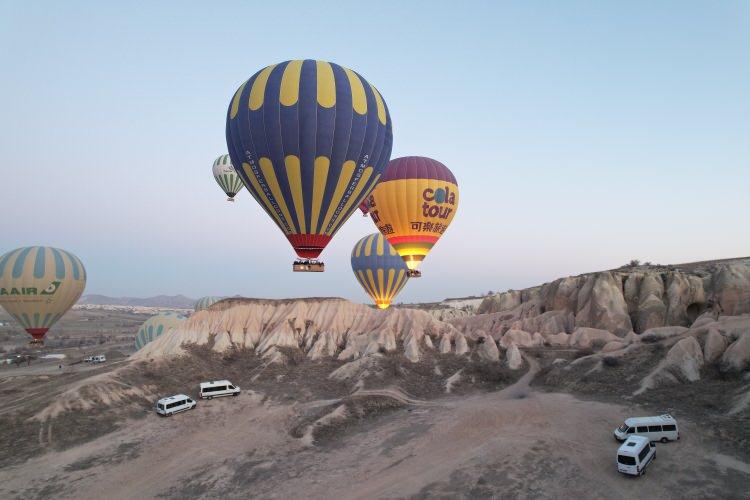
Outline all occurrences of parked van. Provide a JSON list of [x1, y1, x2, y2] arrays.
[[92, 355, 106, 364], [155, 394, 196, 416], [617, 436, 656, 476], [614, 414, 679, 443], [199, 380, 240, 399]]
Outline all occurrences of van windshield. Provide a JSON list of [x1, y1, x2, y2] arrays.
[[617, 455, 636, 465], [617, 424, 628, 432]]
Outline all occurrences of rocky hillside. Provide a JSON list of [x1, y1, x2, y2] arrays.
[[132, 258, 750, 395], [455, 258, 750, 337], [133, 298, 471, 364]]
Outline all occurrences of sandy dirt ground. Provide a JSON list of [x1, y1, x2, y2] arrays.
[[1, 358, 748, 499]]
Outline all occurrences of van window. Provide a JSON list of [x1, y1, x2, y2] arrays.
[[228, 385, 235, 389], [158, 404, 165, 410], [638, 446, 650, 462], [204, 386, 226, 393], [648, 425, 661, 432], [618, 455, 636, 465], [626, 428, 635, 434], [637, 426, 647, 433], [662, 424, 676, 431]]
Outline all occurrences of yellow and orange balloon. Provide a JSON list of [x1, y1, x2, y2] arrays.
[[367, 157, 459, 275]]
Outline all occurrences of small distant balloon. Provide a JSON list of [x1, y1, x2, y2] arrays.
[[0, 246, 86, 342], [213, 154, 245, 202], [351, 233, 409, 309]]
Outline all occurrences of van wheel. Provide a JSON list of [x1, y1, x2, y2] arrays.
[[660, 437, 668, 443], [208, 396, 213, 400], [233, 392, 238, 396]]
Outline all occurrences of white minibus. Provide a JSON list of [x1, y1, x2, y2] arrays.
[[199, 380, 240, 399], [155, 394, 196, 416], [617, 436, 656, 476], [614, 414, 679, 443]]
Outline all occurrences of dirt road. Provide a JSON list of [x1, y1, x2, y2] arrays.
[[0, 355, 747, 499]]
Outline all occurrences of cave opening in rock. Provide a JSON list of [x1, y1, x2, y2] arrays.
[[686, 302, 702, 324]]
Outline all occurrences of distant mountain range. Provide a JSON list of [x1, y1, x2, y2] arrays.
[[79, 294, 196, 309]]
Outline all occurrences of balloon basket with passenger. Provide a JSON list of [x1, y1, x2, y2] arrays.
[[293, 260, 325, 272]]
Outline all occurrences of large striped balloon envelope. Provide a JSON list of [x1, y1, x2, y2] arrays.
[[226, 60, 393, 265], [367, 157, 459, 276], [212, 154, 245, 202], [0, 246, 87, 342], [351, 233, 409, 310]]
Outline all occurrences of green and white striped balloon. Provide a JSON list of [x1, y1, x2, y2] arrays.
[[194, 296, 223, 312], [212, 154, 245, 202], [134, 312, 186, 351]]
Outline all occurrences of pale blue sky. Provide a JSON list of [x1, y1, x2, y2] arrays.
[[1, 1, 748, 302]]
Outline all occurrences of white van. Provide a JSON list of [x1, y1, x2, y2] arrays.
[[614, 414, 679, 443], [617, 435, 656, 476], [155, 394, 196, 416], [92, 355, 106, 364], [199, 380, 240, 399]]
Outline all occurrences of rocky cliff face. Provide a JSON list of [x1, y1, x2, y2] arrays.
[[133, 298, 467, 363], [459, 259, 750, 337]]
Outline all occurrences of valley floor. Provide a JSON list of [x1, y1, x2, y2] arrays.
[[1, 357, 748, 499]]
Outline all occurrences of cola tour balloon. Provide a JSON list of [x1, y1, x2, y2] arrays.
[[368, 157, 459, 277], [351, 233, 409, 309], [0, 246, 87, 342], [226, 59, 393, 271]]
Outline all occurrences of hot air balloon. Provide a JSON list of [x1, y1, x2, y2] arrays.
[[351, 233, 409, 309], [226, 59, 393, 272], [0, 246, 86, 343], [213, 154, 245, 202], [368, 157, 459, 277], [134, 312, 186, 351], [194, 296, 223, 312]]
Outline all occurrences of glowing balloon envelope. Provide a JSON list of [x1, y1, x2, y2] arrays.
[[351, 233, 409, 309], [368, 157, 459, 276], [213, 154, 245, 202], [0, 246, 87, 342], [226, 59, 393, 268], [134, 312, 187, 351]]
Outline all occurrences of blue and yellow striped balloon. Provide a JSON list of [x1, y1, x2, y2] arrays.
[[226, 60, 393, 261], [351, 233, 409, 310], [0, 246, 86, 342], [134, 312, 186, 351]]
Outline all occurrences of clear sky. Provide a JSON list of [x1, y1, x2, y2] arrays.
[[1, 1, 748, 303]]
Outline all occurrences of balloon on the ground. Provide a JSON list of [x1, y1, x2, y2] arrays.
[[226, 59, 393, 261], [0, 246, 87, 342], [351, 233, 409, 309], [213, 154, 245, 201], [194, 296, 223, 312], [134, 312, 187, 351], [368, 157, 459, 275]]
